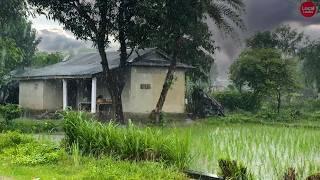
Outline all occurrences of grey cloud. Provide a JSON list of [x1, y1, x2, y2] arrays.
[[245, 0, 320, 31], [212, 0, 320, 80], [37, 29, 91, 52]]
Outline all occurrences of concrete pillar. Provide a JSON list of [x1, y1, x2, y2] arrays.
[[91, 77, 97, 113], [62, 79, 68, 110]]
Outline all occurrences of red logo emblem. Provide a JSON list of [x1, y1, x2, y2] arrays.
[[300, 1, 317, 17]]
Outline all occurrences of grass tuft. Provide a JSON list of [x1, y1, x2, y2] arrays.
[[63, 111, 191, 169]]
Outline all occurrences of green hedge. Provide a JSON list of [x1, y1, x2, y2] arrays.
[[213, 91, 261, 112], [63, 111, 190, 169]]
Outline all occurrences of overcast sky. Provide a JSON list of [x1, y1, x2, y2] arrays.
[[29, 0, 320, 80]]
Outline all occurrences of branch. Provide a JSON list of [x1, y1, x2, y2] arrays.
[[73, 1, 98, 34], [127, 47, 135, 59]]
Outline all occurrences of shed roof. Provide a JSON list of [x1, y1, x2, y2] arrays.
[[13, 48, 192, 80]]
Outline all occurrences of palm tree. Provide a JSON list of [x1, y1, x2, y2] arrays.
[[152, 0, 246, 122], [204, 0, 245, 34]]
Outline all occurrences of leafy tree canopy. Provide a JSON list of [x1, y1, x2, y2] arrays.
[[230, 48, 298, 95], [0, 38, 24, 85], [140, 0, 245, 83], [230, 48, 299, 112], [0, 0, 40, 67], [0, 0, 27, 26], [247, 25, 305, 56], [31, 52, 63, 67], [0, 18, 40, 67], [299, 40, 320, 92]]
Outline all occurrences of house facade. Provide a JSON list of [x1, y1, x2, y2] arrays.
[[14, 48, 191, 114]]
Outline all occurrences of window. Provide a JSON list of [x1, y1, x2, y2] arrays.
[[140, 84, 151, 89]]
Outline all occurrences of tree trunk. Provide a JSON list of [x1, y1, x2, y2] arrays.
[[109, 81, 125, 124], [153, 51, 178, 123], [97, 43, 126, 123], [277, 90, 281, 114]]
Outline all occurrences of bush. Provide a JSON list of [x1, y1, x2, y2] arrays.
[[255, 108, 304, 122], [63, 111, 190, 169], [2, 141, 63, 165], [0, 131, 34, 150], [0, 104, 22, 124], [213, 91, 261, 112], [0, 132, 64, 165], [8, 119, 63, 133]]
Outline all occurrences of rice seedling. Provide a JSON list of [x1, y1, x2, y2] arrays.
[[167, 122, 320, 179]]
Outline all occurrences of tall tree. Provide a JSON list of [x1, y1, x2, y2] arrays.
[[0, 0, 40, 67], [273, 25, 304, 56], [146, 0, 245, 121], [230, 49, 298, 113], [247, 31, 277, 49], [299, 40, 320, 93], [0, 18, 40, 67], [0, 0, 27, 26], [0, 0, 40, 104], [0, 38, 24, 103], [247, 25, 305, 56]]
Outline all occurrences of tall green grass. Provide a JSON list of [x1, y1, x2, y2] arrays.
[[63, 111, 190, 169]]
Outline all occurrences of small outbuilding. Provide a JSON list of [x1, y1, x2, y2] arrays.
[[13, 48, 191, 115]]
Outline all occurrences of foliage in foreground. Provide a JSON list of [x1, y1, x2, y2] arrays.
[[0, 157, 186, 179], [0, 131, 185, 179], [63, 111, 190, 169], [0, 131, 63, 165], [0, 155, 186, 180]]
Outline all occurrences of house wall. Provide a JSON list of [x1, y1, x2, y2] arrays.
[[19, 80, 44, 110], [124, 67, 186, 113], [43, 80, 63, 110], [19, 80, 63, 111], [19, 66, 186, 114]]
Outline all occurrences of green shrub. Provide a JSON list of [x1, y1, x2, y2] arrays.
[[255, 108, 304, 122], [2, 142, 63, 165], [0, 104, 22, 125], [0, 132, 64, 165], [8, 119, 63, 133], [0, 131, 34, 150], [213, 91, 261, 112], [218, 159, 254, 180], [63, 111, 190, 169]]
